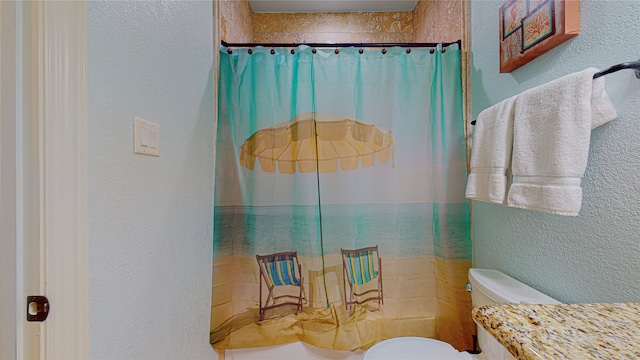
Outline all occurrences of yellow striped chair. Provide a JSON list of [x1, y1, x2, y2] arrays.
[[341, 245, 383, 312], [256, 251, 305, 321]]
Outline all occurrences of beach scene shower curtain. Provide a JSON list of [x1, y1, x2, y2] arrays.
[[211, 44, 472, 351]]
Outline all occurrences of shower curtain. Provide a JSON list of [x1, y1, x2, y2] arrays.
[[211, 44, 472, 351]]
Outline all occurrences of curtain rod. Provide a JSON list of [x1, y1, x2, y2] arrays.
[[221, 39, 462, 49]]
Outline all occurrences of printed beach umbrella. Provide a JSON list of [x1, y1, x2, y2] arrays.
[[239, 112, 395, 174]]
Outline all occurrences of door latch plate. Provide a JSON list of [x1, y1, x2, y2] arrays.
[[27, 295, 49, 322]]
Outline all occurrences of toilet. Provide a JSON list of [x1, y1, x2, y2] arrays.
[[363, 268, 561, 360]]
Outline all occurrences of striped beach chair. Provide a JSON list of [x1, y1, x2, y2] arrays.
[[341, 245, 383, 312], [256, 251, 304, 321]]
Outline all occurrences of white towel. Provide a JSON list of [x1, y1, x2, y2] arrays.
[[506, 67, 617, 216], [465, 95, 517, 204]]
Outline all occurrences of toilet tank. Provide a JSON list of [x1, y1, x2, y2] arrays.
[[468, 268, 561, 360], [468, 268, 560, 306]]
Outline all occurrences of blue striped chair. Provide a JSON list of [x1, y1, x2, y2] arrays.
[[341, 245, 383, 312], [256, 251, 305, 321]]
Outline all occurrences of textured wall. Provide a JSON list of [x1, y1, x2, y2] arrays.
[[221, 0, 462, 44], [88, 1, 216, 358], [221, 0, 253, 42], [253, 12, 413, 43], [470, 0, 640, 303], [412, 0, 462, 43]]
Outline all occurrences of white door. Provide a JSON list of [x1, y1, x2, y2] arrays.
[[1, 1, 89, 358]]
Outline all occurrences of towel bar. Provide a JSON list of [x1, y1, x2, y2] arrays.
[[593, 59, 640, 79], [471, 60, 640, 125]]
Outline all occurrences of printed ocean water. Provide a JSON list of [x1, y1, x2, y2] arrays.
[[213, 203, 470, 260]]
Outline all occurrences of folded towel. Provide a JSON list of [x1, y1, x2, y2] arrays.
[[506, 67, 617, 216], [465, 95, 517, 204]]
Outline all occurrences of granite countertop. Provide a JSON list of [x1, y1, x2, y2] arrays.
[[472, 302, 640, 360]]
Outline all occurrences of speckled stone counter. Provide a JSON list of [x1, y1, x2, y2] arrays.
[[472, 302, 640, 360]]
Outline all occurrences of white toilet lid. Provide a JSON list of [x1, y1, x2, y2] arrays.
[[363, 337, 468, 360]]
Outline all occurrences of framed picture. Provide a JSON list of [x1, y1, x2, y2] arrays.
[[499, 0, 580, 73]]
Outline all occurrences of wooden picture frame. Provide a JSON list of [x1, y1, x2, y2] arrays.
[[499, 0, 580, 73]]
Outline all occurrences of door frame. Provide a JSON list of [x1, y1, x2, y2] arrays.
[[1, 1, 89, 358], [37, 1, 89, 357]]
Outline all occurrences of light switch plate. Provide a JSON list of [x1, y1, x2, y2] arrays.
[[134, 117, 160, 157]]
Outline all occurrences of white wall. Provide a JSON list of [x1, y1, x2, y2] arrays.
[[88, 1, 216, 358], [470, 0, 640, 303]]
